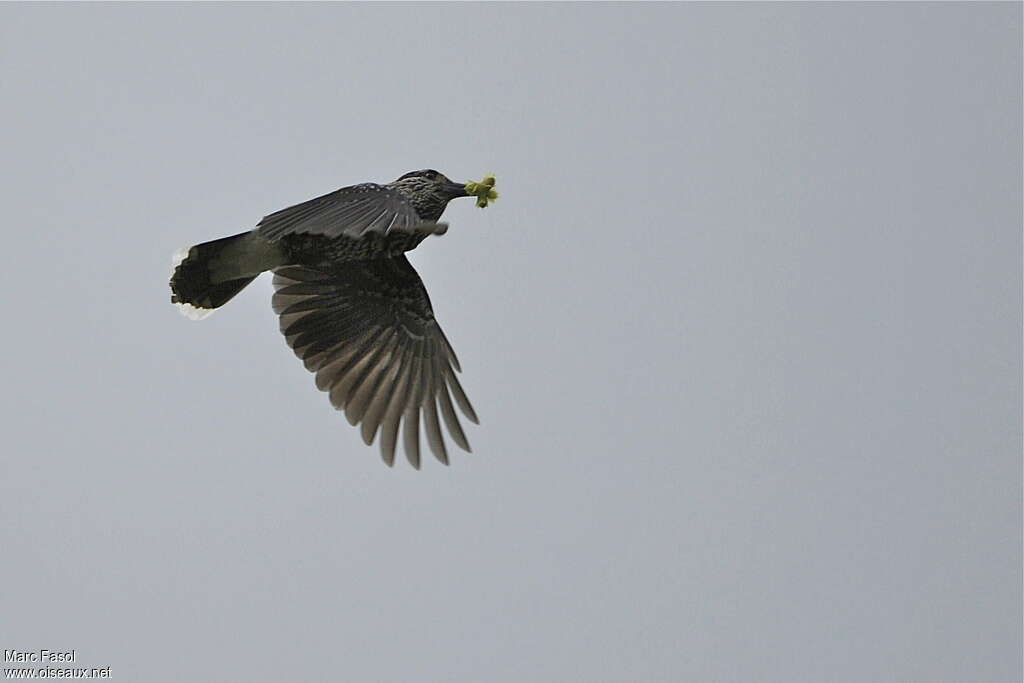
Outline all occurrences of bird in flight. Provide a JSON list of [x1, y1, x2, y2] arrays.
[[170, 169, 495, 468]]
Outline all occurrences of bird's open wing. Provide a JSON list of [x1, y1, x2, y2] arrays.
[[257, 183, 424, 240], [271, 256, 478, 468]]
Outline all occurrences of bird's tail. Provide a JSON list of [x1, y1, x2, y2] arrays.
[[170, 231, 285, 320]]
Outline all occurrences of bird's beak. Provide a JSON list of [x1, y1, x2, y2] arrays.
[[444, 181, 470, 198]]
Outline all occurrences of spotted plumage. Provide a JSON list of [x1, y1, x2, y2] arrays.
[[169, 169, 483, 468]]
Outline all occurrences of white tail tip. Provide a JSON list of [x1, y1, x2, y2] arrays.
[[175, 301, 215, 320], [171, 246, 214, 320], [171, 247, 191, 271]]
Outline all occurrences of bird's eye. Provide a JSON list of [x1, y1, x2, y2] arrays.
[[426, 171, 438, 180]]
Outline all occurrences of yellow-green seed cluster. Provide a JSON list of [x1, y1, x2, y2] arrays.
[[465, 175, 499, 208]]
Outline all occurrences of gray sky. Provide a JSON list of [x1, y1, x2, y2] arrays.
[[1, 3, 1020, 682]]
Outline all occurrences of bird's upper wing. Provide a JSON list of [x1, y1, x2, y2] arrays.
[[257, 183, 424, 241], [271, 256, 478, 468]]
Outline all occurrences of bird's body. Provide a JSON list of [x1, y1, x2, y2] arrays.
[[267, 176, 456, 266], [170, 170, 489, 468], [280, 228, 429, 265]]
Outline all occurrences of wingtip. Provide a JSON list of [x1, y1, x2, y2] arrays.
[[380, 443, 396, 467]]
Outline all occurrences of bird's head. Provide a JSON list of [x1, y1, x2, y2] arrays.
[[389, 169, 470, 222]]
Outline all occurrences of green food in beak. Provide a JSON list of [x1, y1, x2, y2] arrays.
[[465, 175, 499, 208]]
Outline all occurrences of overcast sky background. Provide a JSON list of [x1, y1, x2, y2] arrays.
[[1, 4, 1020, 682]]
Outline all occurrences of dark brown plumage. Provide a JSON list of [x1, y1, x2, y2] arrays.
[[169, 169, 480, 467]]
